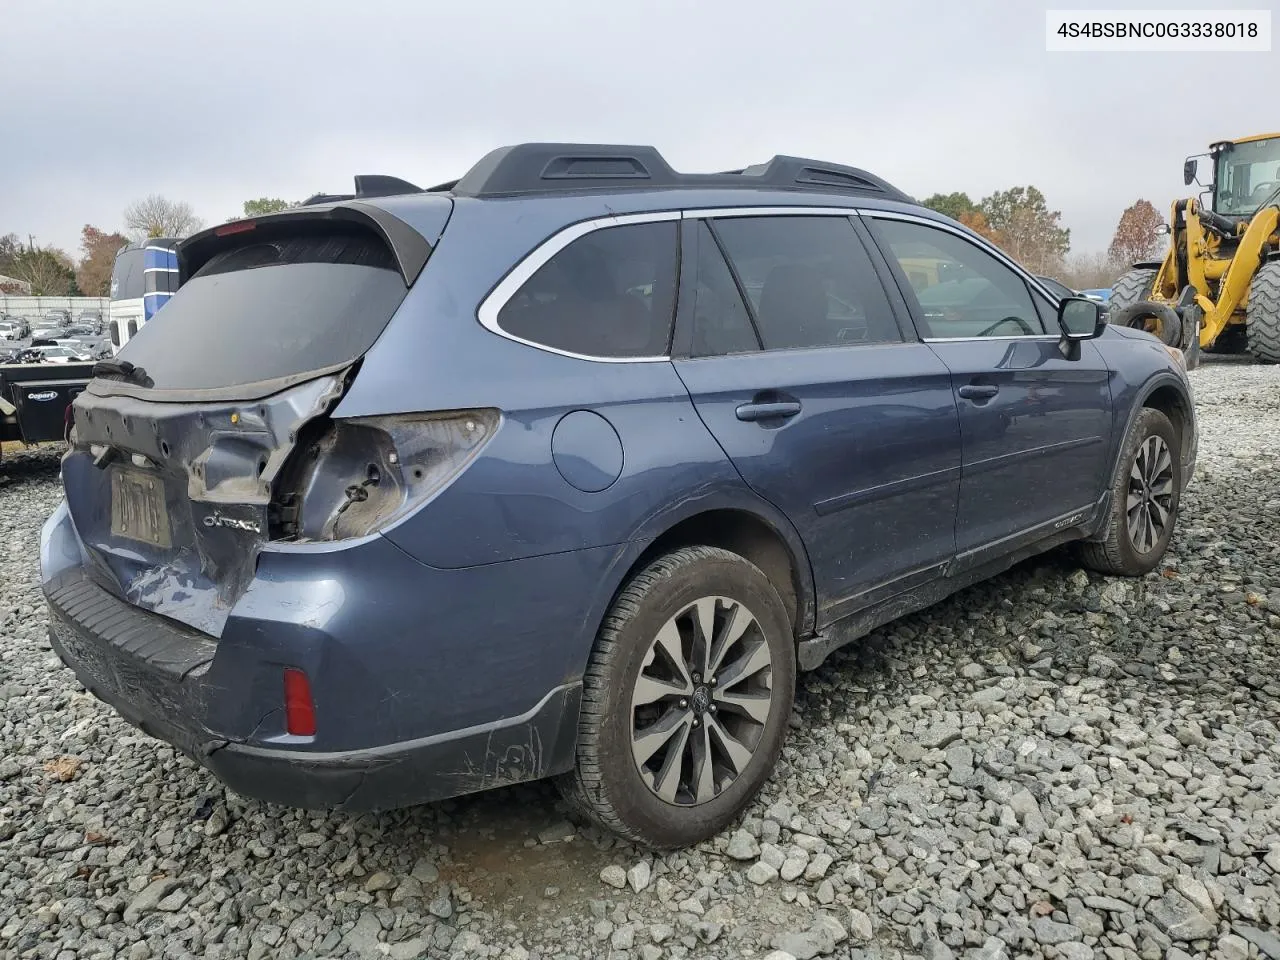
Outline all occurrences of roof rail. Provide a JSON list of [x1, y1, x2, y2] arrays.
[[448, 143, 912, 202], [300, 175, 424, 207]]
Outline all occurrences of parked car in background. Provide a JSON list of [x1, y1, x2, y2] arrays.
[[1037, 276, 1111, 320], [0, 315, 31, 339], [33, 344, 92, 363], [0, 321, 22, 340], [1080, 288, 1111, 303], [43, 143, 1197, 848], [28, 326, 65, 342]]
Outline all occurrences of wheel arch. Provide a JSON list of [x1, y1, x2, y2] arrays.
[[600, 504, 817, 650], [1130, 374, 1195, 468]]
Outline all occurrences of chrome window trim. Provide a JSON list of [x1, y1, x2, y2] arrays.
[[477, 210, 681, 364], [920, 335, 1061, 343], [854, 208, 1068, 340], [680, 206, 860, 220], [477, 203, 1069, 361]]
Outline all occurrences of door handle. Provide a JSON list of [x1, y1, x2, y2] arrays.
[[735, 400, 802, 422], [957, 384, 999, 401]]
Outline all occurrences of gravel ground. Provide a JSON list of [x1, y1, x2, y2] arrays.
[[2, 357, 1279, 960]]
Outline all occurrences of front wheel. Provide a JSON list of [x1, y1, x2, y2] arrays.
[[1246, 261, 1280, 363], [559, 546, 795, 848], [1078, 408, 1181, 576]]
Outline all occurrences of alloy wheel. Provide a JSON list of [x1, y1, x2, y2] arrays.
[[1127, 434, 1174, 553], [630, 596, 773, 806]]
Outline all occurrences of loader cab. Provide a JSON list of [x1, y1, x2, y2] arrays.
[[107, 238, 179, 353], [1207, 135, 1280, 216]]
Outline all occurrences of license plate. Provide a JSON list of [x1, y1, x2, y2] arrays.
[[111, 469, 172, 548]]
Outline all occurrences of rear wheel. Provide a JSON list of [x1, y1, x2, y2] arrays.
[[1246, 261, 1280, 364], [1079, 408, 1181, 577], [559, 546, 795, 848]]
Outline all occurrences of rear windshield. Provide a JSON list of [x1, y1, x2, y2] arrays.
[[116, 228, 409, 391]]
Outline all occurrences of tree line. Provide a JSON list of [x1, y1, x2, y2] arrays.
[[4, 189, 1167, 298], [920, 188, 1166, 289], [0, 196, 296, 297]]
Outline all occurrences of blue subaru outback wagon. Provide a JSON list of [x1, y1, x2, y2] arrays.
[[42, 144, 1196, 847]]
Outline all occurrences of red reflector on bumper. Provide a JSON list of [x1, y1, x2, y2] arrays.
[[283, 668, 317, 736]]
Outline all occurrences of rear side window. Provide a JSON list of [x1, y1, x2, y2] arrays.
[[712, 216, 903, 351], [117, 228, 409, 390], [496, 221, 678, 358]]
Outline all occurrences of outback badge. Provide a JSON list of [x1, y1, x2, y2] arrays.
[[203, 512, 261, 533]]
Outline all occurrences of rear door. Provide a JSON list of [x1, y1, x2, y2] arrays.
[[864, 213, 1113, 561], [672, 213, 962, 622]]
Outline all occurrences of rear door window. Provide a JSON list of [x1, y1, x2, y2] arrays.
[[496, 221, 678, 358], [711, 216, 903, 351], [117, 228, 410, 390]]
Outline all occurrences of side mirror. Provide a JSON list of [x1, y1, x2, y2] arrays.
[[1059, 296, 1105, 340], [1183, 158, 1198, 186]]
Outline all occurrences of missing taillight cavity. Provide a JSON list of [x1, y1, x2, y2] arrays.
[[268, 410, 499, 543]]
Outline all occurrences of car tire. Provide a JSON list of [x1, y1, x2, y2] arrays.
[[1110, 301, 1182, 347], [1246, 261, 1280, 364], [1078, 407, 1181, 577], [558, 545, 795, 849]]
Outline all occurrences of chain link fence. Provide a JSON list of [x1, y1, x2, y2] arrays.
[[0, 296, 110, 322]]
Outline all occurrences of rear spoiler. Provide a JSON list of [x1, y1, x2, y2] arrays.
[[178, 200, 438, 287]]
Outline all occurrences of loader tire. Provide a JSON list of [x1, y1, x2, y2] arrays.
[[1108, 268, 1157, 315], [1246, 261, 1280, 364]]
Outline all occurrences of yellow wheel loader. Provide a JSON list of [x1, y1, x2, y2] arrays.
[[1109, 133, 1280, 365]]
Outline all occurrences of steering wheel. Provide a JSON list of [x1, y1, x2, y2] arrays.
[[976, 315, 1036, 337], [1250, 181, 1280, 201]]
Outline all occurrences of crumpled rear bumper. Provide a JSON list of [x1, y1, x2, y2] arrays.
[[45, 570, 581, 810]]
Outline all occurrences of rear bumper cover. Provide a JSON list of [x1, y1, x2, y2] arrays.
[[45, 574, 581, 810], [39, 491, 599, 812]]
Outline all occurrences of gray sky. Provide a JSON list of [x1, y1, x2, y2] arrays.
[[2, 0, 1275, 260]]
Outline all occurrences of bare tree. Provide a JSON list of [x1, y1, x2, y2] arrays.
[[1058, 251, 1126, 291], [123, 195, 204, 241]]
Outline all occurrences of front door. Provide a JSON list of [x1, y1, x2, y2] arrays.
[[672, 214, 963, 621], [864, 214, 1113, 559]]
